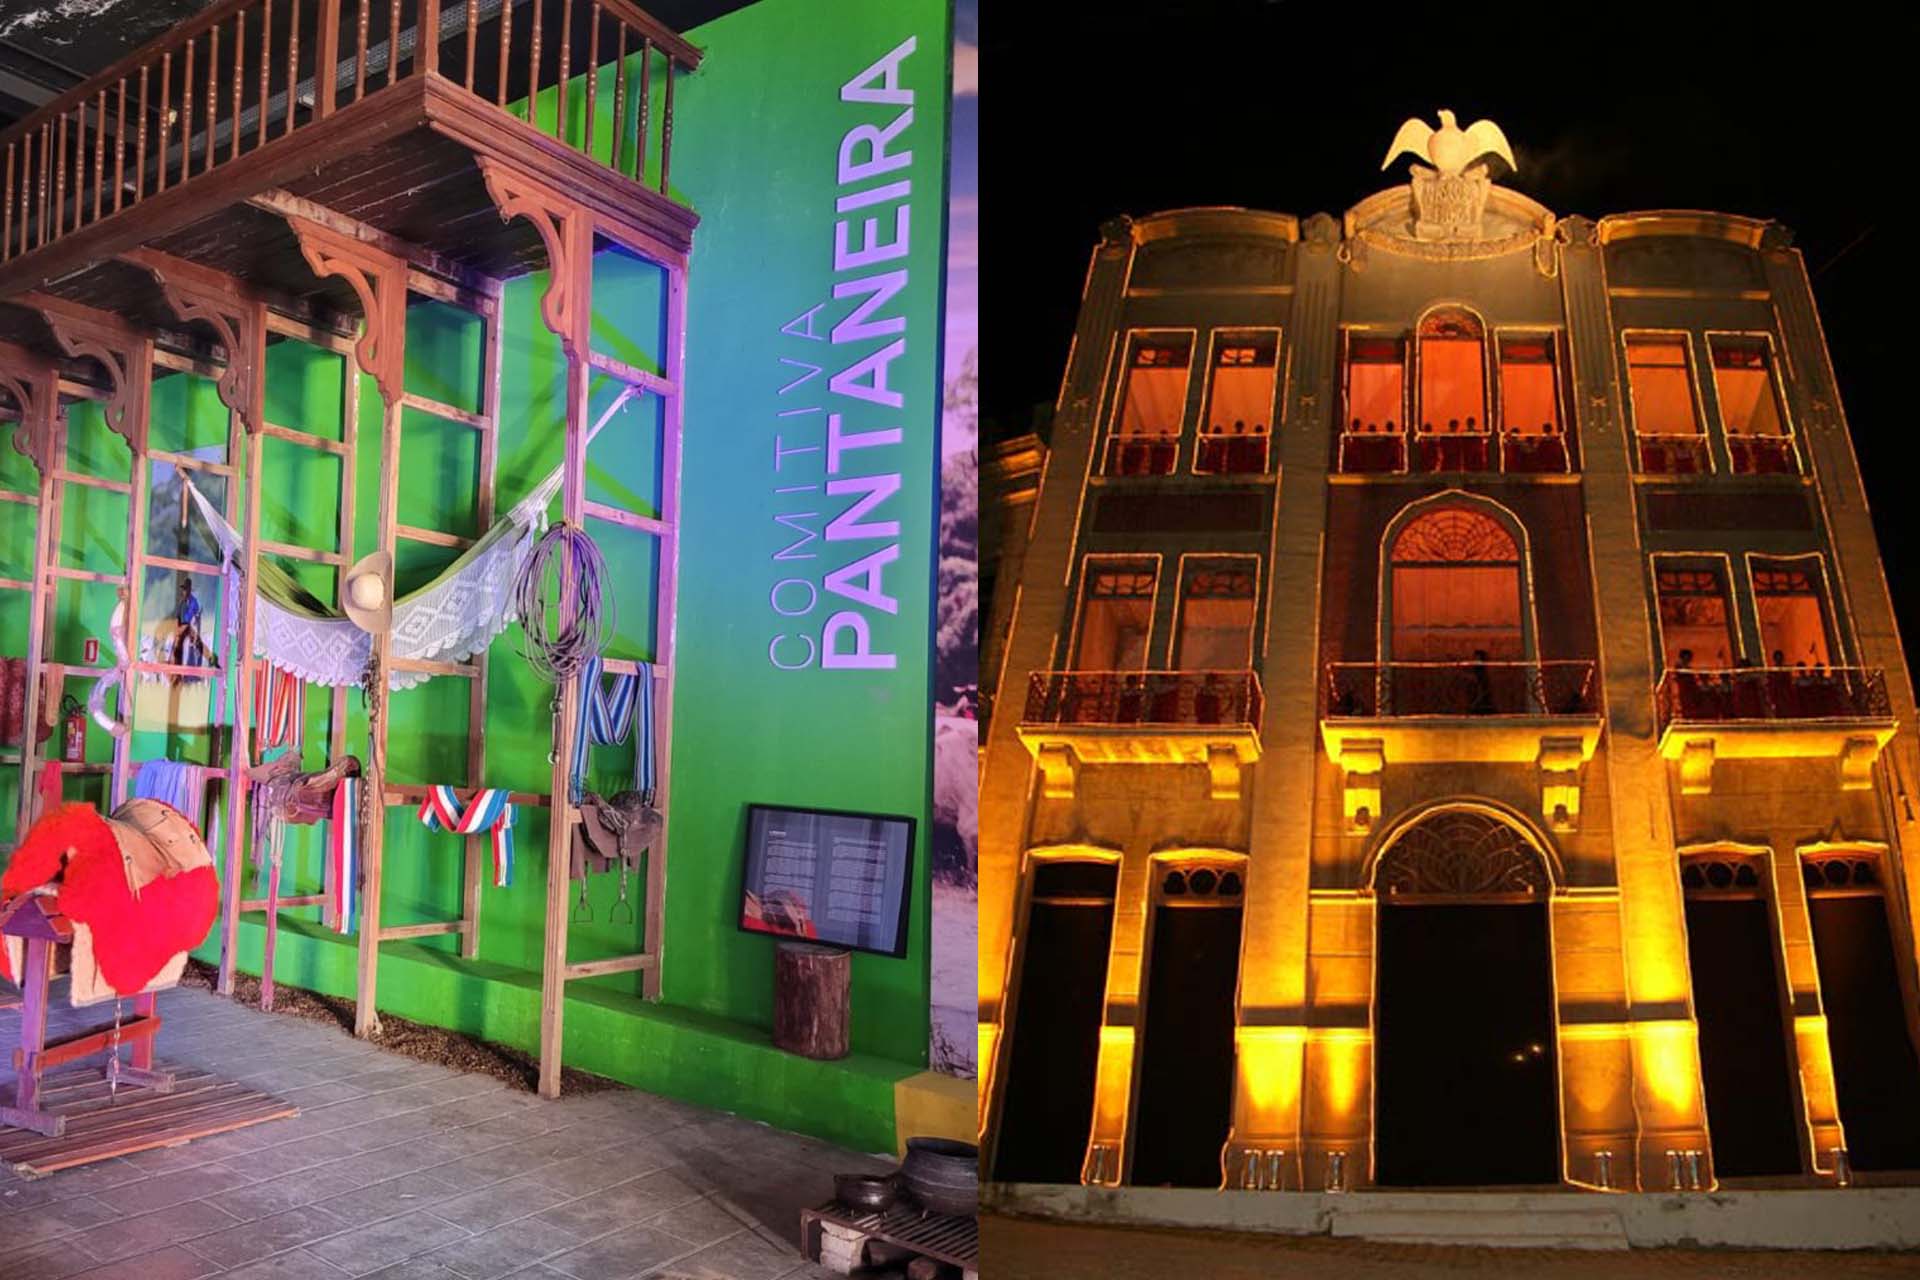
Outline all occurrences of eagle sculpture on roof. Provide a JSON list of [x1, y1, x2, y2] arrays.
[[1382, 110, 1516, 178]]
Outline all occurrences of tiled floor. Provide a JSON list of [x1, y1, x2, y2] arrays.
[[0, 986, 893, 1280]]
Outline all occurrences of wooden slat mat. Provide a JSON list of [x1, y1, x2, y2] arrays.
[[0, 1061, 298, 1176]]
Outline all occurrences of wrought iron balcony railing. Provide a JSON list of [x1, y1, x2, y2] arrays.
[[1337, 427, 1574, 476], [1324, 660, 1598, 719], [1024, 669, 1263, 729], [1655, 666, 1891, 734], [0, 0, 698, 265], [1635, 433, 1711, 476]]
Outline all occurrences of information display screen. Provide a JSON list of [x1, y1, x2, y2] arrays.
[[738, 804, 915, 957]]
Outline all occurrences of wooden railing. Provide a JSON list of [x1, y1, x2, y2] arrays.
[[0, 0, 699, 264]]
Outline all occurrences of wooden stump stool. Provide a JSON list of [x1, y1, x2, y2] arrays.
[[773, 941, 851, 1060]]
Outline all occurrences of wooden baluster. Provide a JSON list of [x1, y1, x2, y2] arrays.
[[610, 25, 626, 176], [659, 57, 673, 195], [528, 0, 543, 124], [389, 0, 402, 83], [206, 23, 219, 174], [556, 0, 571, 141], [3, 142, 12, 260], [635, 37, 649, 183], [420, 0, 441, 77], [93, 89, 106, 221], [583, 5, 598, 157], [20, 134, 31, 254], [157, 53, 170, 193], [464, 0, 477, 89], [317, 0, 340, 117], [114, 79, 127, 211], [287, 0, 302, 135], [38, 123, 49, 246], [136, 66, 148, 204], [355, 0, 368, 100], [259, 0, 272, 147], [232, 9, 246, 160], [53, 111, 65, 238], [181, 37, 194, 186], [496, 0, 511, 106]]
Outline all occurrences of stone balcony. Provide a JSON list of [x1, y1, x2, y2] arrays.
[[1654, 666, 1897, 794], [1017, 669, 1263, 800]]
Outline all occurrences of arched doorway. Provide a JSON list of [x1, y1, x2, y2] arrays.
[[1371, 806, 1561, 1187]]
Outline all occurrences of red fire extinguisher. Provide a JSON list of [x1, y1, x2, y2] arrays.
[[61, 694, 86, 763]]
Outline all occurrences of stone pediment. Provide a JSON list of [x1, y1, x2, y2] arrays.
[[1343, 181, 1557, 269]]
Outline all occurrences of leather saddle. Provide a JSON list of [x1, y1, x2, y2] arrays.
[[571, 790, 662, 880], [248, 753, 361, 825]]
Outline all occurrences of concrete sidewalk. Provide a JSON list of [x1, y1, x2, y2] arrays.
[[1, 985, 889, 1280]]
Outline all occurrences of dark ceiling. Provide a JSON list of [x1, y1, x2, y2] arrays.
[[0, 0, 754, 128]]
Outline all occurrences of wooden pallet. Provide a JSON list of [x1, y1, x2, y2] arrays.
[[801, 1200, 978, 1279], [0, 1060, 297, 1176]]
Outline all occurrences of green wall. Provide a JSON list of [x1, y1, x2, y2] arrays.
[[0, 0, 953, 1150]]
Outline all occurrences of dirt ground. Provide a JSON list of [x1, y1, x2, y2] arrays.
[[180, 959, 620, 1095]]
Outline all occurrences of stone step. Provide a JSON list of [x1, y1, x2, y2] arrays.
[[1330, 1206, 1630, 1250]]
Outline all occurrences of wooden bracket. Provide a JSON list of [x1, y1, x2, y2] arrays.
[[0, 338, 58, 480], [23, 293, 154, 450], [288, 216, 409, 411], [120, 248, 262, 432], [478, 155, 589, 362]]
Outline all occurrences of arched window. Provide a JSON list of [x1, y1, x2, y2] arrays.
[[1417, 308, 1487, 437], [1387, 505, 1525, 663]]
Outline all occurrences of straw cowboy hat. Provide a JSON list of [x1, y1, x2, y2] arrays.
[[343, 550, 393, 634]]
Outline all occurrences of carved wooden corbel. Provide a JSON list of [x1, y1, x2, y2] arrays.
[[478, 155, 589, 362], [121, 248, 262, 432], [24, 294, 153, 450], [287, 216, 408, 411], [0, 340, 57, 481]]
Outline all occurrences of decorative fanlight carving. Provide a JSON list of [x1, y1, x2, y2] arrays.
[[1160, 862, 1246, 900], [1390, 507, 1517, 564], [1679, 854, 1764, 894], [1802, 853, 1880, 893], [1374, 808, 1549, 898]]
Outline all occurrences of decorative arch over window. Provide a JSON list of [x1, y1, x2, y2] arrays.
[[1366, 803, 1556, 900], [1382, 497, 1530, 664], [1678, 844, 1770, 897]]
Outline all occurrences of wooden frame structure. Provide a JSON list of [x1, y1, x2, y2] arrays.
[[0, 0, 692, 1099]]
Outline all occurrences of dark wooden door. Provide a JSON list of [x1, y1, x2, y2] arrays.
[[1808, 892, 1920, 1171], [1685, 895, 1803, 1176], [1128, 902, 1243, 1187], [1374, 902, 1560, 1186], [991, 861, 1117, 1184]]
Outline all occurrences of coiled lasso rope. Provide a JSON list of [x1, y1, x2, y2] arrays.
[[512, 522, 613, 684]]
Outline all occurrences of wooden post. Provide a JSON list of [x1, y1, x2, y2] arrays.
[[537, 202, 594, 1099], [773, 942, 851, 1061], [315, 0, 341, 119], [11, 938, 52, 1125], [644, 256, 686, 1000], [463, 284, 504, 960]]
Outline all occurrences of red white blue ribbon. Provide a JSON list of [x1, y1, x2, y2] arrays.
[[252, 661, 305, 749], [330, 775, 358, 934], [418, 785, 515, 887]]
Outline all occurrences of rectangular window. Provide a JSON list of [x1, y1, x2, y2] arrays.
[[1498, 334, 1568, 474], [1344, 334, 1405, 435], [1753, 560, 1833, 668], [1626, 336, 1708, 474], [1072, 562, 1156, 670], [1197, 331, 1277, 475], [1418, 338, 1486, 435], [1711, 336, 1796, 476], [1109, 335, 1191, 475], [1175, 561, 1257, 669], [1656, 564, 1736, 670]]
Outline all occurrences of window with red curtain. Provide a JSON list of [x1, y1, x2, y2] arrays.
[[1116, 336, 1193, 440], [1175, 562, 1258, 669], [1417, 310, 1487, 436], [1498, 334, 1560, 436], [1204, 333, 1278, 437], [1388, 508, 1523, 661], [1655, 566, 1736, 670], [1753, 561, 1833, 668], [1625, 336, 1701, 436], [1074, 563, 1157, 670], [1710, 337, 1787, 438], [1344, 334, 1405, 434]]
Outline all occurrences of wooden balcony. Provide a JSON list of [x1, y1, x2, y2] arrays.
[[1655, 666, 1897, 795], [0, 0, 698, 339], [1017, 669, 1263, 800]]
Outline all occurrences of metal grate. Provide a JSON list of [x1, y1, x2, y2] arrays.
[[802, 1200, 979, 1268]]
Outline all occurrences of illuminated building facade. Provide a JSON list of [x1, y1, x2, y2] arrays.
[[978, 134, 1920, 1194]]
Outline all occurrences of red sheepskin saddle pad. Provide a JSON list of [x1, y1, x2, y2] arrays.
[[1, 800, 218, 1005]]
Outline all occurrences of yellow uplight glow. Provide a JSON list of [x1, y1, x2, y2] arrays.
[[1633, 1019, 1701, 1118], [1091, 1025, 1136, 1140], [1235, 1026, 1305, 1133]]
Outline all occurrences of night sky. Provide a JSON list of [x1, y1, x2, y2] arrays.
[[981, 3, 1920, 665]]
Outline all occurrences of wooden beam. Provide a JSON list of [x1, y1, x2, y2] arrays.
[[259, 421, 350, 455], [394, 522, 472, 549], [562, 953, 654, 981], [247, 188, 498, 309], [379, 920, 465, 941]]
